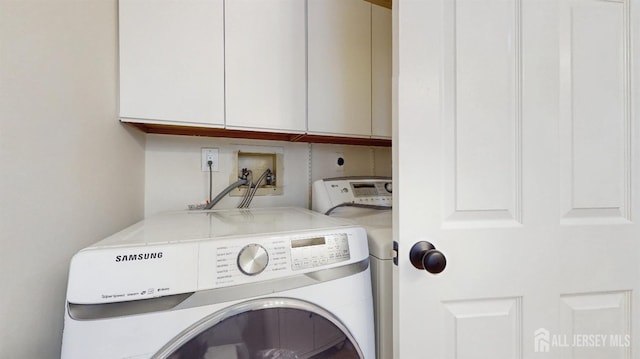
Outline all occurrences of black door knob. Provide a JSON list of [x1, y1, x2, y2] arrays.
[[410, 241, 447, 274]]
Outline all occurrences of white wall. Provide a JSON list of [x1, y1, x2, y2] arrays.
[[145, 135, 391, 216], [145, 135, 309, 216], [311, 144, 392, 181], [0, 1, 145, 357]]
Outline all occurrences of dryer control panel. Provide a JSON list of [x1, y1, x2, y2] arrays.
[[312, 177, 392, 214]]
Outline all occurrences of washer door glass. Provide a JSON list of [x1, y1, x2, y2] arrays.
[[154, 298, 363, 359]]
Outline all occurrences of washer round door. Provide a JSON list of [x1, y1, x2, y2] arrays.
[[153, 298, 364, 359]]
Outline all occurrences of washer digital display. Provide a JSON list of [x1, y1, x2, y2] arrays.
[[351, 183, 378, 197], [291, 237, 326, 248]]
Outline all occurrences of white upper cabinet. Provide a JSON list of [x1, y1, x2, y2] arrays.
[[118, 0, 391, 143], [371, 5, 392, 138], [119, 0, 224, 127], [225, 0, 306, 133], [308, 0, 372, 137]]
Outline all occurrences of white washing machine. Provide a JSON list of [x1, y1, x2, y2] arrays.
[[61, 207, 375, 359], [312, 177, 392, 359]]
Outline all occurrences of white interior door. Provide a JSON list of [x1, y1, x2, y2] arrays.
[[394, 0, 640, 358]]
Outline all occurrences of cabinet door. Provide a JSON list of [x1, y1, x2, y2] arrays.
[[371, 5, 392, 139], [225, 0, 306, 133], [308, 0, 372, 137], [119, 0, 224, 126]]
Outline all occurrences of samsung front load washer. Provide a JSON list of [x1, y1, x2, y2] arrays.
[[312, 178, 392, 359], [61, 207, 375, 359]]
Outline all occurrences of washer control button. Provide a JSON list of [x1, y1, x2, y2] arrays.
[[237, 244, 269, 276]]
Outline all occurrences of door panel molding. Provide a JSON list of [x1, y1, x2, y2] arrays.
[[443, 297, 523, 359], [559, 291, 631, 358], [559, 0, 632, 225], [443, 0, 523, 228]]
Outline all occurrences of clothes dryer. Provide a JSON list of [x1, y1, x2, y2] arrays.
[[61, 207, 375, 359], [312, 178, 392, 359]]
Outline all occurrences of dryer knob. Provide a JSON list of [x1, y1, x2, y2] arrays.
[[237, 244, 269, 276]]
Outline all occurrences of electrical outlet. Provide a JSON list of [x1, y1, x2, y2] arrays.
[[201, 148, 219, 172]]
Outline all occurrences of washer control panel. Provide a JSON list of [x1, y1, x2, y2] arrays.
[[205, 232, 353, 287], [237, 244, 269, 275], [290, 233, 350, 271], [212, 240, 288, 286], [69, 209, 369, 304]]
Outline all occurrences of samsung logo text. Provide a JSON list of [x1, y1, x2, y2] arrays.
[[115, 252, 163, 262]]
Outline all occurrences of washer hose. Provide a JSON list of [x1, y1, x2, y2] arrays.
[[204, 179, 248, 210]]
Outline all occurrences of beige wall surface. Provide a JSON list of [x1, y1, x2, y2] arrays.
[[145, 135, 392, 216], [0, 0, 145, 357], [145, 135, 391, 217], [145, 135, 311, 216]]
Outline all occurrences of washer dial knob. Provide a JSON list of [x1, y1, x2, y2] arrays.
[[237, 244, 269, 276]]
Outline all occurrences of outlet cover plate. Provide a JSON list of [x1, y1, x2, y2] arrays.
[[202, 148, 219, 172]]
